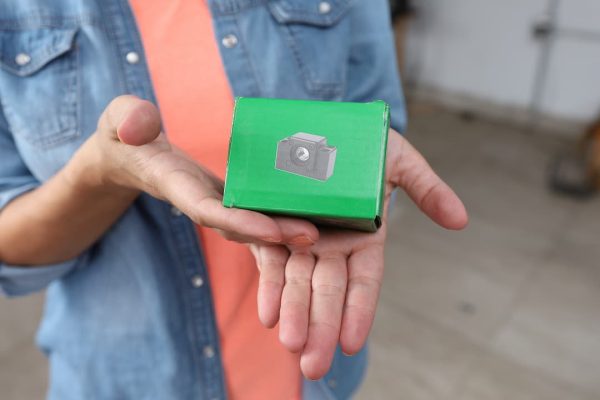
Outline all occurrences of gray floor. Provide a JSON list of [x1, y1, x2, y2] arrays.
[[1, 103, 599, 399]]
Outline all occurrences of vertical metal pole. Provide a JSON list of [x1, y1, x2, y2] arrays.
[[529, 0, 561, 130]]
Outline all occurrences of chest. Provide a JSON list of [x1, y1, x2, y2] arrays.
[[0, 0, 353, 181]]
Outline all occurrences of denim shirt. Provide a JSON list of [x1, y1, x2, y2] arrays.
[[0, 0, 405, 398]]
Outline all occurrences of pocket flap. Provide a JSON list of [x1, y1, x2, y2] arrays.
[[268, 0, 352, 27], [0, 27, 78, 77]]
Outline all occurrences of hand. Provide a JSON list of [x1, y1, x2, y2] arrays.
[[250, 130, 468, 379], [81, 95, 318, 246]]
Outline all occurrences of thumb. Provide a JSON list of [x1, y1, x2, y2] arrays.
[[98, 95, 162, 146], [388, 133, 468, 230]]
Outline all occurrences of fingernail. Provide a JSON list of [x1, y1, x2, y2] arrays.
[[289, 235, 314, 246]]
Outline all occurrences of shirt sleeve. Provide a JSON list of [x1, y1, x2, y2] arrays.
[[345, 0, 407, 133], [0, 105, 82, 297]]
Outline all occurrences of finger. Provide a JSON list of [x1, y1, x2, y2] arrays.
[[179, 169, 318, 245], [248, 244, 260, 266], [257, 246, 289, 328], [339, 244, 384, 355], [214, 229, 285, 246], [273, 217, 319, 247], [223, 216, 319, 246], [198, 167, 318, 244], [146, 155, 316, 245], [158, 168, 284, 242], [279, 252, 316, 352], [389, 134, 468, 230], [300, 253, 347, 380], [199, 198, 285, 243], [99, 95, 162, 146]]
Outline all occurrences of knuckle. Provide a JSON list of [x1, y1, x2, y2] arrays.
[[344, 301, 376, 317], [262, 259, 282, 272], [348, 275, 381, 292], [259, 276, 284, 289], [309, 320, 339, 333], [317, 252, 346, 264], [189, 208, 207, 227], [285, 275, 311, 288], [280, 299, 309, 312], [191, 198, 215, 227], [262, 251, 289, 269], [135, 157, 163, 195], [313, 283, 345, 297]]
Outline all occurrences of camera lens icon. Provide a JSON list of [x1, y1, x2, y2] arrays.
[[276, 133, 337, 181], [295, 146, 310, 162]]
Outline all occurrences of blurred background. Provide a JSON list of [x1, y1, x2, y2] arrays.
[[2, 1, 600, 399]]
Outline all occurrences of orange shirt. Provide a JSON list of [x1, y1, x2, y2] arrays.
[[128, 1, 301, 399]]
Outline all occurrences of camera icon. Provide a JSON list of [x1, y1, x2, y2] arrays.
[[275, 133, 337, 181]]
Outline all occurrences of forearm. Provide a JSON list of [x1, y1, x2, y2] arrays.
[[0, 136, 138, 266], [0, 95, 317, 267]]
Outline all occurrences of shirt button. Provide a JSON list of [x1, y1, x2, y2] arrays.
[[15, 53, 31, 66], [203, 345, 215, 358], [318, 1, 332, 14], [327, 378, 337, 388], [170, 206, 183, 217], [191, 275, 204, 288], [126, 51, 140, 64], [221, 34, 238, 48]]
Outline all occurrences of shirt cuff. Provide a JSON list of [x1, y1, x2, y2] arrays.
[[0, 254, 87, 297]]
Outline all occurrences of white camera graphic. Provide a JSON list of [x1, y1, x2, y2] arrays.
[[275, 133, 337, 181]]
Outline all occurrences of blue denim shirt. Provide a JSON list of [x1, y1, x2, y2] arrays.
[[0, 0, 405, 398]]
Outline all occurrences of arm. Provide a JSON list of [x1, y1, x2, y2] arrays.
[[252, 130, 468, 379], [250, 0, 467, 380], [0, 137, 138, 266], [0, 96, 317, 267]]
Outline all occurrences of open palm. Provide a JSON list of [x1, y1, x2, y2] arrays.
[[249, 130, 468, 379]]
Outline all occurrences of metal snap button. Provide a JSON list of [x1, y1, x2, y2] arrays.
[[126, 51, 140, 64], [203, 345, 215, 358], [170, 206, 183, 217], [222, 34, 238, 49], [191, 275, 204, 288], [318, 1, 332, 14], [15, 53, 31, 66]]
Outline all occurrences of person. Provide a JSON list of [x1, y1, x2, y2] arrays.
[[0, 0, 467, 399]]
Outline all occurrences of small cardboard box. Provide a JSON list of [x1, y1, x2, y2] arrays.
[[223, 97, 390, 232]]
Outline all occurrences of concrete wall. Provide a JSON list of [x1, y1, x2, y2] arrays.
[[404, 0, 600, 128]]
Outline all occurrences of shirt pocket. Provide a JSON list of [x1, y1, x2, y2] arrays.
[[0, 27, 80, 149], [267, 0, 352, 99]]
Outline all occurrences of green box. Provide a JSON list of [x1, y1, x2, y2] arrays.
[[223, 97, 390, 232]]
